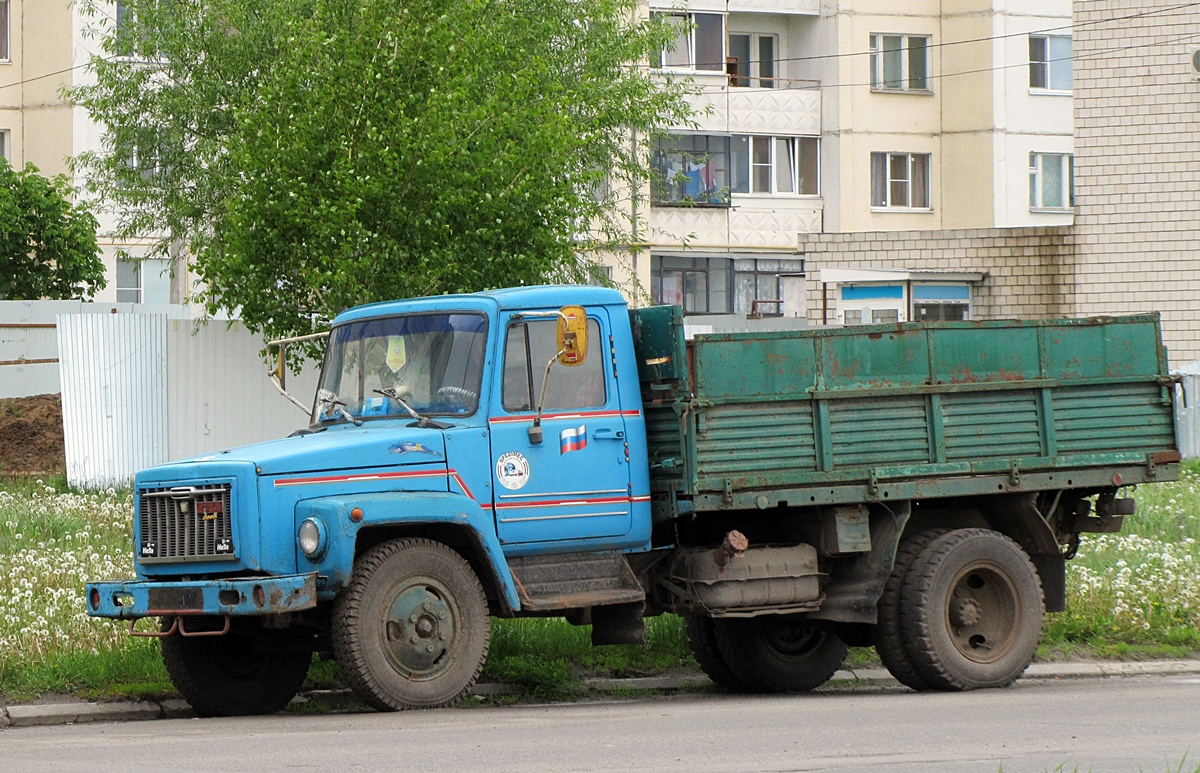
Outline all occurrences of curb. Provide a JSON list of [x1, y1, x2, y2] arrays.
[[4, 660, 1199, 729]]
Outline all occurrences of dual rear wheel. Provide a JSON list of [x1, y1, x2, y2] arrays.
[[876, 528, 1044, 691], [685, 614, 848, 693]]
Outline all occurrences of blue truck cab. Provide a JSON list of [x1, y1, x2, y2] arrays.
[[86, 286, 1181, 716], [87, 286, 656, 715]]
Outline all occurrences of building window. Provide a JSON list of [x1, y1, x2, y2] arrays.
[[1029, 34, 1072, 91], [651, 256, 732, 315], [651, 135, 730, 206], [870, 34, 930, 92], [655, 13, 724, 72], [731, 136, 819, 196], [728, 33, 776, 88], [734, 258, 803, 317], [871, 152, 930, 209], [0, 129, 9, 161], [0, 1, 10, 61], [116, 259, 142, 303], [1029, 152, 1074, 210], [912, 285, 970, 321]]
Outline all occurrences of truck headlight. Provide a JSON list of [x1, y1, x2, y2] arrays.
[[298, 518, 327, 559]]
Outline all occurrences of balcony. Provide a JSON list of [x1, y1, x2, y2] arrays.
[[649, 195, 823, 251], [677, 71, 821, 137]]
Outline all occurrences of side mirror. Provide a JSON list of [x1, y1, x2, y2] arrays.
[[557, 305, 588, 366]]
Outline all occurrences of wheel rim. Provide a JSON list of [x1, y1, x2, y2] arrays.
[[943, 560, 1021, 665], [760, 617, 825, 660], [381, 576, 458, 681]]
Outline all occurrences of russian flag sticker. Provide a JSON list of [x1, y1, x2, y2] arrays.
[[559, 424, 587, 455]]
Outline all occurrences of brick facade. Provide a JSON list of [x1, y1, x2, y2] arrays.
[[800, 227, 1075, 325], [1072, 1, 1200, 364]]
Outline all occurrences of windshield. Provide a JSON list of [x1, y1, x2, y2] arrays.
[[313, 312, 488, 424]]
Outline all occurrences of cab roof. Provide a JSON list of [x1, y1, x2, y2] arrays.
[[332, 285, 627, 325]]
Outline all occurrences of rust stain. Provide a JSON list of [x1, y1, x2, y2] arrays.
[[270, 586, 284, 607], [997, 369, 1026, 382], [947, 366, 980, 384]]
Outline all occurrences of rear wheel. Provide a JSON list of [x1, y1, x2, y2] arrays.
[[900, 528, 1044, 690], [715, 615, 848, 692], [160, 618, 312, 717], [874, 528, 948, 690], [332, 538, 490, 711], [683, 615, 747, 690]]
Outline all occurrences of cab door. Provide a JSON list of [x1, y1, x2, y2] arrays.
[[489, 308, 633, 546]]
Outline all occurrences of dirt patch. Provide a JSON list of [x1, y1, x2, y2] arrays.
[[0, 394, 66, 475]]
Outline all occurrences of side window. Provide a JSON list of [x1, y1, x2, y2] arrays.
[[502, 319, 606, 411]]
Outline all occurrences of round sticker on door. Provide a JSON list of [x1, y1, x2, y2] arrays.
[[496, 451, 531, 490]]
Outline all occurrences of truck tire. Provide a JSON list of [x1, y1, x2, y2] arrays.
[[332, 538, 490, 711], [900, 528, 1044, 690], [683, 615, 747, 690], [160, 619, 312, 717], [874, 528, 948, 691], [715, 615, 848, 692]]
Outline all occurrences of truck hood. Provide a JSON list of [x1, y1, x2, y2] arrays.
[[162, 423, 448, 476]]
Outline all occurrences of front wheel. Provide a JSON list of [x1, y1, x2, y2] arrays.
[[900, 528, 1044, 690], [332, 538, 490, 711], [160, 619, 312, 717], [715, 615, 848, 692]]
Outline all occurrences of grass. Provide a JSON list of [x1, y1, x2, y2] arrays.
[[1, 464, 1198, 705]]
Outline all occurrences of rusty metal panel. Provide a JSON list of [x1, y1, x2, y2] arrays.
[[829, 395, 929, 469], [640, 311, 1180, 509], [1053, 382, 1176, 455], [929, 326, 1040, 383], [694, 401, 816, 485], [943, 390, 1043, 461]]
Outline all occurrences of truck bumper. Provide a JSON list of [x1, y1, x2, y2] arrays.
[[85, 573, 319, 620]]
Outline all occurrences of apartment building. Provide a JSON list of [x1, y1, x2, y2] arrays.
[[0, 0, 170, 305], [625, 0, 1074, 325]]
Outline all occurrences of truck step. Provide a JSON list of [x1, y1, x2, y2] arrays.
[[508, 550, 645, 612]]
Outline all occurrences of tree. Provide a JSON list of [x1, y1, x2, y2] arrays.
[[0, 160, 105, 301], [72, 0, 693, 347]]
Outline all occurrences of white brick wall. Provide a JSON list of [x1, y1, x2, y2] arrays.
[[1072, 0, 1200, 364]]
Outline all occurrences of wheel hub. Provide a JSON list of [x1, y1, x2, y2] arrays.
[[951, 597, 983, 628], [384, 583, 455, 678], [946, 564, 1020, 663]]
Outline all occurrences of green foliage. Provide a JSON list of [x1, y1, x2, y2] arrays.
[[72, 0, 693, 348], [0, 160, 105, 300]]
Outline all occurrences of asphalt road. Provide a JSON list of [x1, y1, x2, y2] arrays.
[[3, 674, 1198, 772]]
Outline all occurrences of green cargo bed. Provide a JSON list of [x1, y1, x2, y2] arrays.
[[632, 308, 1180, 514]]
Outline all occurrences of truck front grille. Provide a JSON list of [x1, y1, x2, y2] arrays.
[[139, 484, 235, 562]]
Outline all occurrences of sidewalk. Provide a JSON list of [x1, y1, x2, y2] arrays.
[[4, 660, 1199, 729]]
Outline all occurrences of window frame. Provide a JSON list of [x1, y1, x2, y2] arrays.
[[655, 12, 725, 73], [1029, 34, 1072, 93], [116, 258, 143, 304], [870, 152, 931, 210], [651, 134, 731, 207], [0, 0, 10, 62], [651, 255, 733, 316], [731, 135, 819, 196], [869, 33, 931, 93], [1028, 152, 1075, 211], [727, 32, 778, 88], [501, 318, 607, 412]]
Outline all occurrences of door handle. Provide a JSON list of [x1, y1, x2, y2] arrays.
[[593, 428, 625, 440]]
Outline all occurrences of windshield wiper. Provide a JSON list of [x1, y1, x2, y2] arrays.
[[317, 390, 363, 427], [373, 388, 453, 430]]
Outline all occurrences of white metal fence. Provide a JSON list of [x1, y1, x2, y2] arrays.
[[1175, 360, 1200, 460], [52, 312, 318, 488]]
